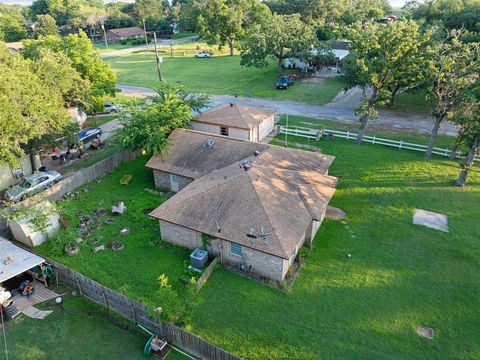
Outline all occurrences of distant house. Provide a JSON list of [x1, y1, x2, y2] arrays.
[[191, 103, 276, 142], [147, 129, 337, 282], [4, 41, 23, 54], [106, 27, 145, 43], [283, 40, 351, 71]]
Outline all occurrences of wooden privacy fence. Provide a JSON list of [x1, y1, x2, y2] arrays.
[[279, 126, 477, 160], [0, 150, 139, 231], [195, 257, 218, 291], [48, 259, 240, 360]]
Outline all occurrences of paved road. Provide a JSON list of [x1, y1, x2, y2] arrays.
[[100, 35, 199, 58], [117, 85, 456, 135]]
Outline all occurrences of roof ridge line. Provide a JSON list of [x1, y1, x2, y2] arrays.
[[294, 184, 319, 221], [248, 172, 290, 258]]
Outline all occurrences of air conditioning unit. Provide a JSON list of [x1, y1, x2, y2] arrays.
[[190, 248, 208, 271]]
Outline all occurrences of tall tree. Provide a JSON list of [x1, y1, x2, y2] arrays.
[[119, 83, 208, 154], [0, 44, 70, 167], [23, 30, 117, 101], [240, 13, 315, 76], [33, 14, 59, 37], [424, 32, 480, 159], [452, 82, 480, 186], [0, 13, 27, 42], [345, 20, 431, 143], [198, 0, 269, 56]]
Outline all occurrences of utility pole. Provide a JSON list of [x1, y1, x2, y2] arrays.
[[153, 32, 163, 82], [142, 18, 148, 46], [101, 21, 108, 49]]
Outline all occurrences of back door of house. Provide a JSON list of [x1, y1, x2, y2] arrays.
[[170, 174, 180, 192]]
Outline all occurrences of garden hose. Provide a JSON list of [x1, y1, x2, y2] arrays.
[[43, 264, 56, 279], [144, 334, 155, 356]]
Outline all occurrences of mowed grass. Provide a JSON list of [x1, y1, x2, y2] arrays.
[[35, 140, 480, 360], [36, 156, 191, 305], [190, 136, 480, 360], [276, 115, 458, 149], [3, 296, 186, 360], [105, 52, 345, 105]]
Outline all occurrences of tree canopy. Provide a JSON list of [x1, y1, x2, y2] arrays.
[[240, 13, 316, 76], [0, 44, 70, 167], [198, 0, 270, 56], [119, 84, 208, 155], [345, 20, 431, 143]]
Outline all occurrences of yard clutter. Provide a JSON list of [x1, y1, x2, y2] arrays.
[[8, 201, 60, 248], [112, 201, 127, 215]]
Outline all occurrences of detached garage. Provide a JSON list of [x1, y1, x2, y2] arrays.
[[191, 103, 276, 142]]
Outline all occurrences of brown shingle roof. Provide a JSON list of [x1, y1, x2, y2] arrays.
[[193, 103, 276, 130], [145, 130, 269, 179], [107, 27, 144, 38], [150, 162, 336, 259], [148, 129, 337, 259]]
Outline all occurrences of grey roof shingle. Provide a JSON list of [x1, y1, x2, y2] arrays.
[[148, 129, 337, 259]]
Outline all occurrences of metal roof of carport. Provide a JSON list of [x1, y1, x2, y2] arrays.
[[0, 237, 44, 283]]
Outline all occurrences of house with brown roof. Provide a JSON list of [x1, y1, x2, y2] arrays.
[[147, 129, 337, 282], [106, 27, 145, 43], [191, 103, 276, 142]]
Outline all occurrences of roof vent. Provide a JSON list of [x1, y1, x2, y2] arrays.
[[254, 150, 260, 157], [229, 103, 234, 107], [203, 139, 215, 149]]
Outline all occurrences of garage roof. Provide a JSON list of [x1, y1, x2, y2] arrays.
[[0, 237, 44, 283]]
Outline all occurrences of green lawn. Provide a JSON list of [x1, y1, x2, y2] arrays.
[[35, 139, 480, 360], [390, 89, 430, 115], [3, 296, 187, 360], [85, 113, 118, 127], [37, 156, 191, 302], [276, 115, 458, 150], [62, 137, 124, 172], [94, 42, 143, 54], [171, 31, 198, 39], [105, 52, 345, 105]]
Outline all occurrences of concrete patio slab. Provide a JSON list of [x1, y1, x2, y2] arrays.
[[413, 209, 449, 232]]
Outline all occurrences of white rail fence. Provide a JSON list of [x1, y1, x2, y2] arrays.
[[279, 126, 471, 159]]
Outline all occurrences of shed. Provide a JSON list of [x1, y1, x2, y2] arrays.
[[0, 238, 44, 285]]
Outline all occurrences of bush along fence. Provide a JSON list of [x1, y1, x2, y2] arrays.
[[48, 259, 240, 360], [278, 126, 475, 160], [0, 150, 139, 231]]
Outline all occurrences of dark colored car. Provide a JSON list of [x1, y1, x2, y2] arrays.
[[78, 127, 102, 144], [276, 77, 289, 90], [282, 76, 294, 86]]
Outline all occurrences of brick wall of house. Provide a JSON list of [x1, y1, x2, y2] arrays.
[[158, 221, 287, 281], [159, 220, 202, 249], [153, 170, 193, 191]]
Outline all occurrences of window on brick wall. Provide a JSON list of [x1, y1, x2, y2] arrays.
[[220, 127, 229, 136], [231, 243, 242, 256]]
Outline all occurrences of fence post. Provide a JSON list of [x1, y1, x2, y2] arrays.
[[445, 148, 448, 157], [347, 131, 350, 140], [372, 136, 376, 144], [75, 277, 83, 296], [399, 140, 403, 149]]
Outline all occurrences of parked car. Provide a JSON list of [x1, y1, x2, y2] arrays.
[[78, 127, 102, 144], [281, 75, 294, 86], [194, 51, 212, 58], [4, 171, 63, 202], [102, 102, 120, 114], [276, 77, 289, 90]]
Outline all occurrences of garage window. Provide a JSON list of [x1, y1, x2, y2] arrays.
[[231, 243, 242, 256], [220, 127, 229, 136]]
